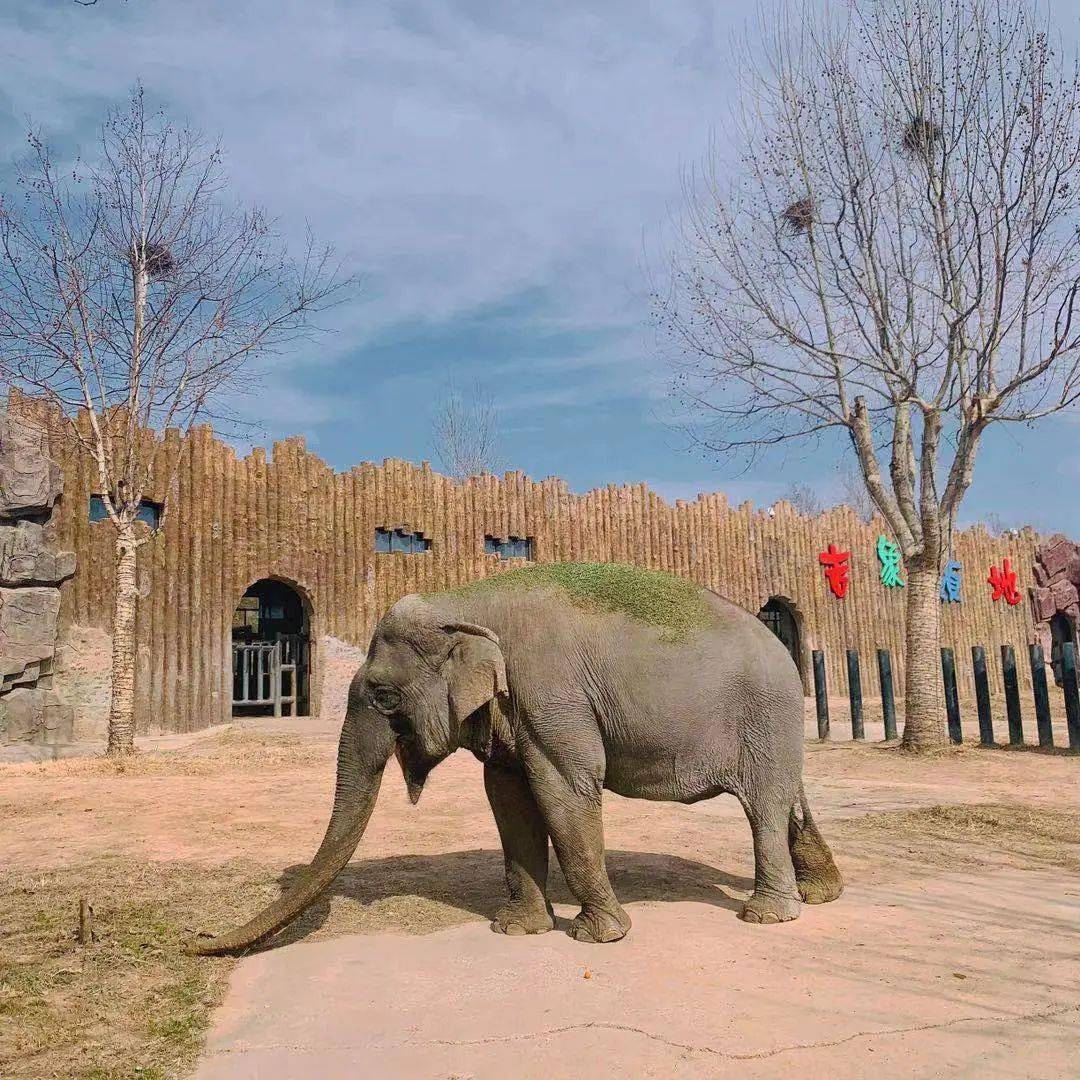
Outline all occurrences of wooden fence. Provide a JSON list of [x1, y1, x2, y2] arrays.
[[5, 390, 1050, 735]]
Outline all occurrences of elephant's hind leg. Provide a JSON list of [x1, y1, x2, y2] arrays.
[[789, 793, 844, 905], [484, 763, 555, 935], [738, 791, 802, 925]]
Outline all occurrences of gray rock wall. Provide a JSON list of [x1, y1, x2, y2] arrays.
[[0, 412, 76, 746], [1, 521, 77, 585]]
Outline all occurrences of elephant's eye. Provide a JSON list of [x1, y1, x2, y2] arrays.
[[370, 686, 401, 714]]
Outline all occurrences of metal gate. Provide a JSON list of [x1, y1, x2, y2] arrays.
[[232, 634, 306, 716]]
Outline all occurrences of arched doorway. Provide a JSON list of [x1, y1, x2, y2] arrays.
[[231, 578, 311, 716], [1050, 611, 1076, 687], [757, 597, 804, 682]]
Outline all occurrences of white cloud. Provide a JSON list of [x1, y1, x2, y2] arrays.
[[6, 2, 1078, 531], [0, 0, 753, 377]]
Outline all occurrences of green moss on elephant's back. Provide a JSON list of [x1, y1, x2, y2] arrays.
[[435, 562, 713, 642]]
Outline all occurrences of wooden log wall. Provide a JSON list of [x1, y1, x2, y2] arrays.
[[13, 395, 1044, 734]]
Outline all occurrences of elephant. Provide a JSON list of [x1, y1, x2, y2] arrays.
[[190, 563, 842, 955]]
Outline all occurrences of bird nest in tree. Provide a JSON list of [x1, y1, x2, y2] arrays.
[[129, 241, 175, 278], [902, 115, 941, 156], [781, 197, 814, 235]]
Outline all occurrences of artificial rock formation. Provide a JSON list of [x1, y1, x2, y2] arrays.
[[0, 411, 63, 519], [1031, 534, 1080, 661], [1, 521, 77, 585], [0, 413, 75, 746]]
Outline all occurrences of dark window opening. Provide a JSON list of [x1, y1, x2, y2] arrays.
[[757, 598, 802, 671], [231, 578, 310, 717], [374, 527, 432, 554], [485, 535, 534, 560], [89, 494, 163, 530], [1050, 612, 1076, 687]]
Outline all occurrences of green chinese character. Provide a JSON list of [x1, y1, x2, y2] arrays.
[[876, 535, 904, 588]]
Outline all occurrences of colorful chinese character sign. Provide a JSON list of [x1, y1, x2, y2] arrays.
[[988, 558, 1021, 606], [876, 535, 904, 588], [819, 544, 851, 598], [939, 560, 962, 603]]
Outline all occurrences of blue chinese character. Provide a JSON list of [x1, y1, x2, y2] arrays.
[[940, 560, 962, 603]]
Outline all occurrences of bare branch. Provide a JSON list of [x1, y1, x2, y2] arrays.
[[430, 378, 503, 481], [661, 0, 1080, 566], [0, 84, 358, 528], [781, 481, 824, 516], [839, 464, 876, 522]]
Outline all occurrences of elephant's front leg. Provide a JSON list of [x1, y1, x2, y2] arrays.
[[525, 754, 631, 944], [484, 763, 555, 935]]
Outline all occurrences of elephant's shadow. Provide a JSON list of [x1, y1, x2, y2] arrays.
[[260, 849, 753, 952]]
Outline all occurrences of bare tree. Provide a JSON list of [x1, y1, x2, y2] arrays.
[[662, 0, 1080, 751], [782, 481, 824, 516], [431, 379, 503, 481], [0, 87, 354, 755], [838, 465, 875, 523]]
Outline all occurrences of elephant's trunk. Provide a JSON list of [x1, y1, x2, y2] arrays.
[[187, 705, 393, 956]]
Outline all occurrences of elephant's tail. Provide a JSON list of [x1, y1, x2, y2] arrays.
[[788, 783, 844, 905], [795, 782, 816, 827]]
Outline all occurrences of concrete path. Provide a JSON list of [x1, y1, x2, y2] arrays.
[[196, 865, 1080, 1079]]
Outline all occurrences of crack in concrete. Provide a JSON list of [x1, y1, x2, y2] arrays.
[[422, 1003, 1080, 1060], [207, 1002, 1080, 1062]]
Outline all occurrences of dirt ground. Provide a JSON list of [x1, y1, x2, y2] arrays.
[[2, 717, 1079, 1078]]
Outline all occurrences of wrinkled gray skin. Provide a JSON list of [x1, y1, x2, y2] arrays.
[[190, 583, 842, 954]]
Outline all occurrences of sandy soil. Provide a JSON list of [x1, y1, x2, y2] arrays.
[[3, 716, 1078, 878], [3, 720, 1079, 1077]]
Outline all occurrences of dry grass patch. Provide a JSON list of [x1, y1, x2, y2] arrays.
[[0, 849, 492, 1078], [0, 859, 277, 1079], [844, 802, 1080, 872], [179, 727, 332, 770]]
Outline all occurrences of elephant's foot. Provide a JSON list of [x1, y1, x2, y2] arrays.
[[491, 900, 555, 936], [739, 891, 801, 925], [567, 903, 631, 943]]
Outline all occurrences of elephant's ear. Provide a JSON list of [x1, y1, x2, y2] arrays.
[[439, 621, 508, 724]]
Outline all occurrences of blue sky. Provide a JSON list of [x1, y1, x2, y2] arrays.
[[2, 0, 1079, 534]]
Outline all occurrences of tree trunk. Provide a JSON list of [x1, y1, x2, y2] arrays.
[[106, 529, 139, 756], [901, 560, 948, 752]]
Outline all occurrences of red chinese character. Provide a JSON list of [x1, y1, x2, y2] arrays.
[[988, 558, 1021, 606], [819, 543, 851, 598]]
